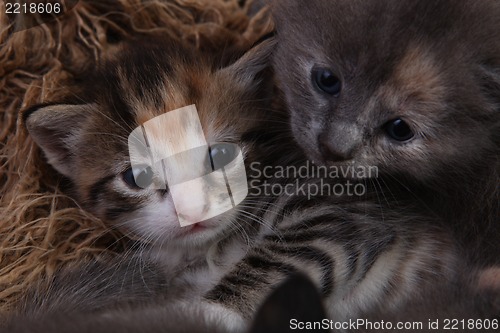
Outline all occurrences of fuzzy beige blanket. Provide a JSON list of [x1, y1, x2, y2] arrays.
[[0, 0, 271, 312]]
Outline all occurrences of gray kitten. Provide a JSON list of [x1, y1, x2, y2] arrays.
[[271, 0, 500, 264]]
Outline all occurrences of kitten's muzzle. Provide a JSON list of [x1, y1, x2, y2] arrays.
[[317, 132, 355, 162]]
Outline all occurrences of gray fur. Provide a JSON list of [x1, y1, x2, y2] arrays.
[[271, 0, 500, 264]]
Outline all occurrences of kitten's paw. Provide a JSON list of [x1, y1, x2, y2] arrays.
[[186, 300, 247, 333]]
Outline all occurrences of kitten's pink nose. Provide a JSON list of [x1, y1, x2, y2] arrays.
[[179, 208, 207, 224], [177, 204, 209, 224], [318, 133, 353, 162], [173, 183, 210, 226]]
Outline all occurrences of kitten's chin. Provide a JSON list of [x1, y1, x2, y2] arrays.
[[170, 217, 230, 247]]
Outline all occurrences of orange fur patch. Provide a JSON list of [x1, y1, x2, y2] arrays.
[[392, 44, 446, 107]]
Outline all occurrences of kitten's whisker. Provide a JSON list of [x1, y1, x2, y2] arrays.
[[228, 220, 251, 248], [378, 177, 399, 204], [235, 209, 282, 239]]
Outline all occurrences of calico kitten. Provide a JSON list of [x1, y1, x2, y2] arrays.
[[271, 0, 500, 264], [23, 36, 275, 283]]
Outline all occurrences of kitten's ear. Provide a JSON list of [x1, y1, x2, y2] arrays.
[[220, 38, 276, 87], [248, 273, 329, 333], [22, 103, 92, 178]]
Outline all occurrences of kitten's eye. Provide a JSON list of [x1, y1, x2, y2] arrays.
[[312, 68, 342, 95], [122, 166, 154, 189], [385, 118, 414, 142], [209, 143, 239, 169]]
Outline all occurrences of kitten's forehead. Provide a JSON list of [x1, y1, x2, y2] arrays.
[[97, 44, 211, 131], [275, 0, 499, 68], [383, 44, 446, 111], [117, 66, 233, 145], [275, 0, 499, 122], [87, 38, 268, 157]]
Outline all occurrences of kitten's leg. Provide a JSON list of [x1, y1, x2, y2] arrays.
[[185, 273, 329, 333], [201, 200, 460, 325]]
